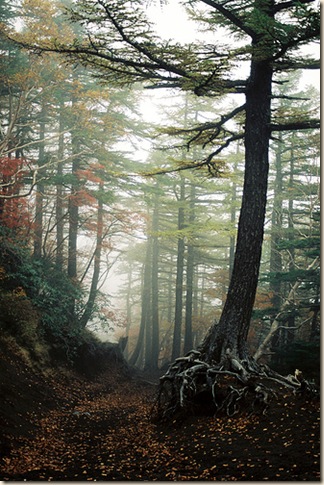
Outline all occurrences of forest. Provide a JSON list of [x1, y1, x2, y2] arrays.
[[0, 0, 320, 481]]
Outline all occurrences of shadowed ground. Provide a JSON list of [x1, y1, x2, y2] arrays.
[[0, 337, 320, 481]]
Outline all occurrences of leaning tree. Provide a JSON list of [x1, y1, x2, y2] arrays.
[[15, 0, 320, 417]]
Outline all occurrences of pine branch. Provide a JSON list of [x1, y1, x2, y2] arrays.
[[271, 95, 311, 101], [270, 119, 320, 131], [95, 0, 192, 79], [162, 104, 246, 147], [199, 0, 256, 38], [274, 59, 320, 71], [272, 0, 316, 14]]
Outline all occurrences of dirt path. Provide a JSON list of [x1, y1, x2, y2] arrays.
[[1, 368, 320, 481]]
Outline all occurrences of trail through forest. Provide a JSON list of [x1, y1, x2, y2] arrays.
[[0, 338, 320, 482]]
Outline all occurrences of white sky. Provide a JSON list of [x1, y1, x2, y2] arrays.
[[142, 2, 320, 120]]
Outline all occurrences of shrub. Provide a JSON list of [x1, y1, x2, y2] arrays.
[[0, 227, 84, 354]]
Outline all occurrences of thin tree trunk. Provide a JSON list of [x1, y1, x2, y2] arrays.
[[67, 88, 81, 319], [167, 254, 173, 325], [199, 266, 205, 320], [56, 102, 65, 270], [184, 182, 195, 354], [269, 133, 284, 357], [79, 182, 104, 328], [129, 237, 152, 367], [229, 146, 239, 278], [171, 176, 185, 361], [143, 235, 153, 370], [285, 137, 296, 344], [150, 192, 160, 369], [33, 101, 46, 259], [123, 262, 133, 359], [67, 152, 80, 282], [269, 132, 283, 309]]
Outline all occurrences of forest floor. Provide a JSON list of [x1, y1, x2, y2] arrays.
[[0, 336, 320, 482]]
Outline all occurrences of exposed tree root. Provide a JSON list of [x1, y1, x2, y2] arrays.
[[151, 350, 319, 423]]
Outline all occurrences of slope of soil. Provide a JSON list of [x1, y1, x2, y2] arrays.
[[0, 338, 320, 481]]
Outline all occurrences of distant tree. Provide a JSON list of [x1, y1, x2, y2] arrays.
[[1, 1, 147, 340], [150, 183, 160, 369], [183, 180, 195, 355], [171, 174, 185, 360]]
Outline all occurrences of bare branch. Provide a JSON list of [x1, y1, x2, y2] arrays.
[[141, 133, 244, 177], [0, 151, 87, 199], [270, 119, 320, 131], [254, 256, 320, 361]]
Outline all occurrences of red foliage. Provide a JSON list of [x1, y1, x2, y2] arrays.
[[70, 188, 97, 207], [0, 157, 32, 233], [76, 168, 103, 185]]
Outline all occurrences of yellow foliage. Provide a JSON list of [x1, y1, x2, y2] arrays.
[[12, 286, 27, 298]]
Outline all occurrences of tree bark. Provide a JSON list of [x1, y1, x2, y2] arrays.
[[79, 182, 104, 328], [184, 182, 195, 354], [285, 137, 296, 343], [201, 6, 274, 363], [33, 101, 46, 259], [171, 176, 185, 361], [229, 145, 239, 279], [56, 101, 65, 271], [150, 192, 160, 369], [129, 236, 152, 367], [67, 149, 80, 282], [269, 132, 283, 309]]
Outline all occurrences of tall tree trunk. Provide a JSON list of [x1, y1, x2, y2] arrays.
[[129, 237, 152, 367], [143, 235, 153, 370], [167, 254, 174, 325], [123, 262, 133, 359], [199, 266, 205, 320], [33, 101, 46, 259], [285, 137, 296, 345], [269, 133, 284, 358], [56, 102, 65, 271], [201, 5, 274, 363], [269, 132, 283, 308], [67, 148, 80, 282], [67, 83, 82, 318], [184, 182, 195, 354], [79, 183, 104, 328], [171, 176, 185, 361], [229, 147, 239, 278], [67, 71, 82, 292], [150, 192, 160, 369]]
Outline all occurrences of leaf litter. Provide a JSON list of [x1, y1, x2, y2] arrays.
[[0, 362, 320, 481]]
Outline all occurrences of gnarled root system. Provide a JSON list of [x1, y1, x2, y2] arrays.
[[152, 349, 318, 422]]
